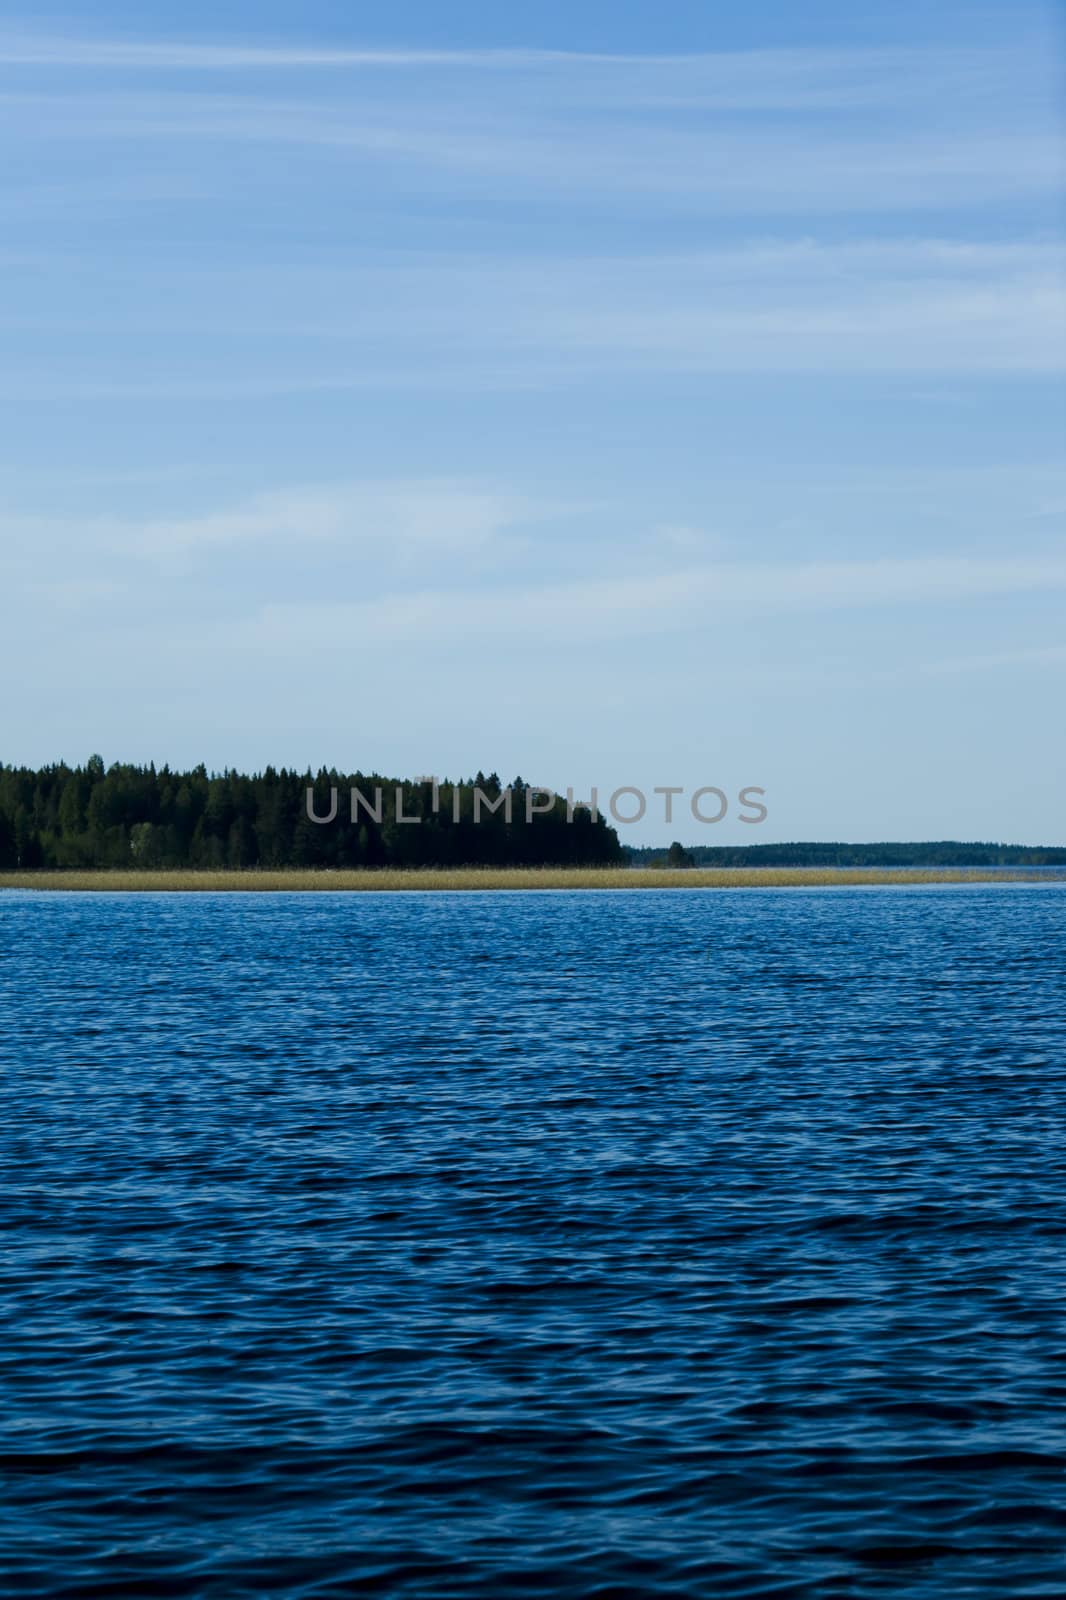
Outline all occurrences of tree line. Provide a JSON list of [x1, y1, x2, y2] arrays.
[[0, 759, 623, 870], [624, 840, 1066, 867]]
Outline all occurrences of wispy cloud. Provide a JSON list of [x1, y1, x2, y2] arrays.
[[211, 556, 1066, 652], [6, 239, 1060, 381], [11, 472, 1064, 634], [0, 35, 1058, 149], [3, 481, 535, 570], [0, 36, 1041, 89], [0, 37, 564, 69], [3, 85, 1058, 213], [131, 481, 529, 559]]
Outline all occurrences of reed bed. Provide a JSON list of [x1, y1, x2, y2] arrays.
[[0, 866, 1053, 893]]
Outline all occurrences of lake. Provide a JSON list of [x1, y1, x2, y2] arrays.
[[1, 886, 1064, 1597]]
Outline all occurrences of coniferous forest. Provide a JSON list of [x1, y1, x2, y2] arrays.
[[0, 759, 623, 870], [2, 759, 1061, 873], [626, 841, 1066, 868]]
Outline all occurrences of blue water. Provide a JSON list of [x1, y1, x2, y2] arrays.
[[2, 887, 1065, 1598]]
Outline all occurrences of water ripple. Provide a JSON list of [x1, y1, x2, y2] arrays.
[[1, 886, 1064, 1596]]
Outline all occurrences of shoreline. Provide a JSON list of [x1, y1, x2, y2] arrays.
[[1, 867, 1063, 893]]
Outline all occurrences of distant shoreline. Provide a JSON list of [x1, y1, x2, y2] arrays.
[[2, 867, 1064, 893]]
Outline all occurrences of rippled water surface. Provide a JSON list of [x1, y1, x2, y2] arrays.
[[2, 887, 1065, 1597]]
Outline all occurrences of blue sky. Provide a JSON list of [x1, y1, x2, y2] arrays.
[[1, 1, 1064, 843]]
